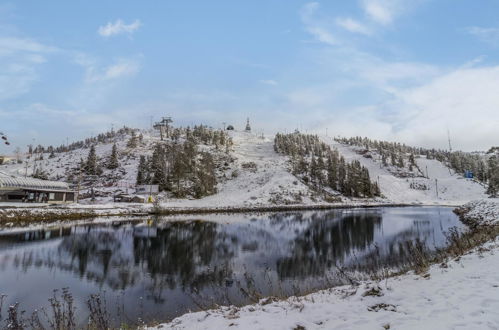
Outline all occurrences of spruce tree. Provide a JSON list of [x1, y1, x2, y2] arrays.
[[127, 131, 138, 148], [136, 155, 147, 185], [85, 145, 98, 175], [107, 143, 119, 169], [487, 154, 499, 197]]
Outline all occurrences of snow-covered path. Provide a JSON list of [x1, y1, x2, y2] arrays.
[[152, 241, 499, 330], [322, 137, 487, 205]]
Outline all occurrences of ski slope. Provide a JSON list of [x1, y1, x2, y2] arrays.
[[322, 136, 487, 205], [166, 131, 315, 208]]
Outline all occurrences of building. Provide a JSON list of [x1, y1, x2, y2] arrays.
[[0, 172, 75, 203], [245, 118, 251, 132]]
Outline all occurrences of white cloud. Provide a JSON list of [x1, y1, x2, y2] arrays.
[[335, 17, 372, 35], [0, 37, 57, 100], [360, 0, 420, 26], [389, 66, 499, 150], [466, 26, 499, 46], [77, 57, 141, 83], [98, 19, 141, 37], [0, 37, 57, 56], [260, 79, 278, 86], [101, 60, 140, 80], [300, 3, 337, 45], [311, 65, 499, 151], [362, 0, 394, 25]]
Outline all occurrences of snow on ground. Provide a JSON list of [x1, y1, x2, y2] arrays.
[[321, 136, 487, 205], [457, 198, 499, 226], [161, 131, 315, 208], [0, 130, 489, 211], [151, 240, 499, 330]]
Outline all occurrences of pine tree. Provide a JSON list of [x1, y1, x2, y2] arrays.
[[107, 143, 119, 169], [194, 152, 217, 198], [397, 155, 404, 168], [136, 155, 147, 185], [127, 131, 138, 148], [151, 144, 169, 191], [487, 154, 499, 197], [85, 145, 98, 175], [327, 154, 338, 190]]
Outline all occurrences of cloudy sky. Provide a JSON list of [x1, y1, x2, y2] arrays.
[[1, 0, 499, 152]]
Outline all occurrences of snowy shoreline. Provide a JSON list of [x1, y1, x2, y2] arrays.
[[0, 200, 462, 223], [145, 199, 499, 330], [454, 198, 499, 227], [150, 239, 499, 330]]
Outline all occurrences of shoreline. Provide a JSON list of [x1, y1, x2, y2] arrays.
[[149, 199, 499, 329], [0, 201, 461, 224]]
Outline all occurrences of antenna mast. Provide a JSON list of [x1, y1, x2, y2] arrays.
[[447, 129, 452, 152]]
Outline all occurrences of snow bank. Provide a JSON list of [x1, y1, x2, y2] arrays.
[[151, 241, 499, 330], [456, 199, 499, 226]]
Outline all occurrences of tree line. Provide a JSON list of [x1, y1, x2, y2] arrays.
[[275, 133, 381, 198], [337, 136, 499, 197]]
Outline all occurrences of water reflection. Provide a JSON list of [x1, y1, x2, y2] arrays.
[[0, 207, 464, 325]]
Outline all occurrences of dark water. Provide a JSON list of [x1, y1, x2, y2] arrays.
[[0, 207, 464, 326]]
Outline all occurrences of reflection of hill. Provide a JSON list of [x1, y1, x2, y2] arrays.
[[0, 207, 462, 317], [133, 221, 234, 290], [277, 212, 382, 278]]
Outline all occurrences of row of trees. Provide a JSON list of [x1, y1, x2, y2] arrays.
[[337, 136, 499, 197], [275, 133, 381, 198], [336, 136, 423, 175], [30, 126, 136, 155], [81, 143, 120, 176]]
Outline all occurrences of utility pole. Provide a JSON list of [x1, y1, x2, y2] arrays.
[[435, 179, 439, 198], [77, 163, 82, 202]]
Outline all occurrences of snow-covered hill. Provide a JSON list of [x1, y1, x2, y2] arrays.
[[0, 129, 488, 207], [165, 131, 316, 208], [322, 136, 487, 205]]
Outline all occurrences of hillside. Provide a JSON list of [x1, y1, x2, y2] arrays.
[[0, 128, 490, 207], [323, 136, 487, 204]]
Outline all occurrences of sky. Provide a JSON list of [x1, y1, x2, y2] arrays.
[[1, 0, 499, 153]]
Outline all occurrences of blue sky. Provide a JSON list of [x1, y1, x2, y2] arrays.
[[1, 0, 499, 152]]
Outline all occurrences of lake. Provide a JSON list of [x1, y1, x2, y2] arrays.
[[0, 207, 464, 327]]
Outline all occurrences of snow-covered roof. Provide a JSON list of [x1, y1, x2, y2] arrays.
[[0, 172, 70, 191]]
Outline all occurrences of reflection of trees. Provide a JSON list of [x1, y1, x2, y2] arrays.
[[277, 212, 382, 278], [133, 221, 235, 292], [0, 208, 460, 322]]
